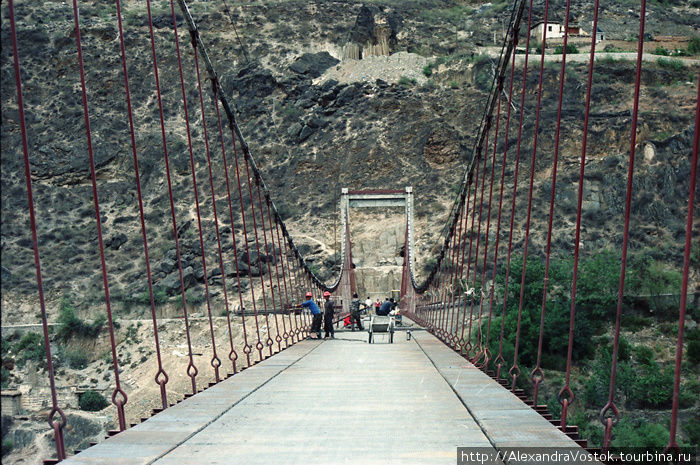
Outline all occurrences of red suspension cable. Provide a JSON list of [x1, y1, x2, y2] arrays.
[[190, 29, 235, 378], [212, 83, 242, 373], [253, 175, 279, 355], [551, 0, 576, 429], [507, 0, 536, 391], [601, 0, 644, 449], [524, 0, 552, 406], [478, 87, 504, 368], [71, 0, 128, 430], [9, 0, 67, 457], [242, 155, 272, 360], [447, 201, 467, 347], [466, 128, 491, 359], [666, 73, 699, 455], [145, 0, 198, 394], [169, 0, 221, 382], [115, 0, 169, 407], [269, 205, 290, 347], [459, 156, 481, 352], [493, 43, 518, 380]]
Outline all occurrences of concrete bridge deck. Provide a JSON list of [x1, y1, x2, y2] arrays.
[[63, 325, 587, 465]]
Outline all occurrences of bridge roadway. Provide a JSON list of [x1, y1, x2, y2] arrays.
[[63, 323, 589, 465]]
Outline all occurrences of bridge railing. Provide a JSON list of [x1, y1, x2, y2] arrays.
[[404, 0, 698, 457], [5, 0, 350, 462]]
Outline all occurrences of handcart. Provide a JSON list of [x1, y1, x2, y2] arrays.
[[368, 314, 395, 344]]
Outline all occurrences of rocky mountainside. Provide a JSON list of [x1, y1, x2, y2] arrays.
[[1, 0, 698, 319]]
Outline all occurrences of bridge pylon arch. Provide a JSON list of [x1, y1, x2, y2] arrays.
[[334, 187, 415, 314]]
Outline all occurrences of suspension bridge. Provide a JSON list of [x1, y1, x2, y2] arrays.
[[3, 0, 697, 463]]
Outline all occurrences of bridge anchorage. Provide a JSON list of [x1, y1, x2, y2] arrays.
[[2, 0, 697, 463]]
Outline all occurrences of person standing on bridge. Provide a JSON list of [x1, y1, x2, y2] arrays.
[[302, 292, 322, 339], [365, 296, 373, 314], [349, 293, 364, 331], [323, 291, 335, 339]]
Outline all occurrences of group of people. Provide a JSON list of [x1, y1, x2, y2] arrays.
[[362, 296, 397, 316], [301, 291, 335, 339], [301, 292, 399, 339]]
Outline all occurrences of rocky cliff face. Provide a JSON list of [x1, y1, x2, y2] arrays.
[[349, 210, 406, 298], [1, 0, 697, 324]]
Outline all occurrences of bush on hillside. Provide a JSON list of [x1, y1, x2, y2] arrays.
[[57, 296, 106, 340], [79, 390, 109, 412]]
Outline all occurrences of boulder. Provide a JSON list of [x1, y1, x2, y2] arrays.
[[160, 266, 196, 295], [227, 63, 277, 102], [232, 262, 266, 277], [289, 52, 339, 78], [157, 258, 176, 274], [334, 85, 357, 106], [305, 116, 327, 129], [105, 233, 127, 250], [239, 250, 269, 265], [287, 123, 302, 138], [151, 13, 184, 29], [298, 125, 315, 142]]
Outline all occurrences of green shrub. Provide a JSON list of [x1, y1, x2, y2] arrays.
[[1, 337, 12, 357], [585, 339, 678, 410], [657, 57, 686, 71], [580, 420, 604, 448], [629, 360, 674, 408], [422, 64, 433, 77], [632, 345, 655, 365], [686, 328, 700, 365], [57, 296, 106, 340], [689, 36, 700, 55], [398, 76, 417, 87], [599, 55, 619, 65], [281, 105, 303, 119], [2, 439, 13, 457], [576, 249, 620, 319], [137, 287, 168, 306], [15, 332, 45, 366], [423, 257, 437, 274], [621, 314, 653, 331], [654, 45, 670, 56], [79, 390, 109, 411], [124, 325, 140, 344], [583, 350, 634, 408], [65, 347, 90, 369], [418, 5, 473, 26], [1, 367, 10, 388], [554, 44, 579, 54], [486, 254, 595, 371], [546, 394, 562, 419], [610, 418, 669, 450], [57, 296, 83, 340], [185, 288, 205, 306], [683, 418, 700, 445], [627, 252, 682, 316], [57, 297, 107, 340]]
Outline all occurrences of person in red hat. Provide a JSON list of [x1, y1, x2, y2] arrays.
[[322, 291, 335, 339], [301, 291, 322, 339]]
